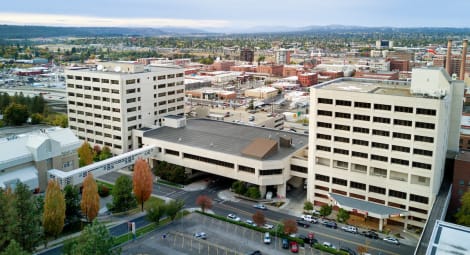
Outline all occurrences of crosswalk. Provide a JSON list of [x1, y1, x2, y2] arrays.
[[165, 190, 186, 199]]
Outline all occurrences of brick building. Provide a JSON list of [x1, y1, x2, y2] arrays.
[[298, 72, 318, 87], [210, 61, 235, 71], [257, 64, 284, 77], [450, 152, 470, 214], [389, 59, 410, 72], [240, 48, 254, 63]]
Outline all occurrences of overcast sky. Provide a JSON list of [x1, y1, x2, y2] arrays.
[[1, 0, 469, 31]]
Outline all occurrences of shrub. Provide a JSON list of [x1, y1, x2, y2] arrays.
[[245, 187, 261, 199], [98, 184, 110, 197]]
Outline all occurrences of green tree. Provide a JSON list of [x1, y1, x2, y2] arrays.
[[0, 188, 17, 251], [77, 141, 94, 167], [165, 200, 184, 221], [43, 180, 66, 242], [244, 187, 261, 199], [111, 176, 136, 213], [13, 182, 42, 252], [63, 220, 119, 255], [337, 208, 350, 223], [64, 185, 81, 224], [99, 146, 112, 161], [51, 114, 68, 128], [145, 200, 166, 225], [319, 205, 332, 217], [0, 240, 29, 255], [30, 113, 43, 124], [455, 190, 470, 226], [303, 201, 313, 212], [231, 181, 246, 195], [3, 103, 29, 126]]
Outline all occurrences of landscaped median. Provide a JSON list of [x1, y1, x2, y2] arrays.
[[195, 210, 350, 255]]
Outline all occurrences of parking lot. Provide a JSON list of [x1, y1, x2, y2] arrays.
[[121, 213, 332, 255]]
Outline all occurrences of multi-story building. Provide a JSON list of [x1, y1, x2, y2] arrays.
[[65, 62, 185, 155], [308, 68, 464, 231], [240, 48, 254, 63], [298, 72, 318, 87], [450, 152, 470, 214], [275, 49, 291, 65], [0, 127, 80, 191]]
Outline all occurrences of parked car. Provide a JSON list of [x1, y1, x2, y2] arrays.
[[263, 223, 274, 229], [227, 213, 241, 221], [383, 236, 400, 245], [253, 204, 267, 210], [322, 241, 336, 249], [290, 241, 299, 253], [245, 219, 257, 226], [362, 230, 379, 239], [301, 214, 318, 223], [341, 225, 358, 234], [282, 238, 289, 249], [296, 219, 310, 228], [193, 232, 207, 239], [324, 221, 338, 229], [263, 232, 271, 244], [339, 247, 357, 255], [246, 251, 261, 255]]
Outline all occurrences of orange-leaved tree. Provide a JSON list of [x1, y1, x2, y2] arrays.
[[196, 195, 212, 213], [81, 173, 100, 222], [133, 158, 154, 211], [77, 141, 93, 167], [43, 179, 66, 241], [282, 219, 298, 235], [252, 211, 266, 227]]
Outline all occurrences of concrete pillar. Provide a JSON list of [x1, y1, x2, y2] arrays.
[[404, 216, 408, 230], [379, 218, 384, 232], [277, 183, 286, 198], [259, 185, 267, 198]]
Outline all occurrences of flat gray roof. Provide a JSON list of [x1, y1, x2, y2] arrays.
[[329, 193, 408, 218], [426, 220, 470, 255], [144, 118, 308, 160]]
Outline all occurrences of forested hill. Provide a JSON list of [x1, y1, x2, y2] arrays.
[[0, 25, 209, 39]]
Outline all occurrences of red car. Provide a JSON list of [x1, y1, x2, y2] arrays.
[[290, 241, 299, 253]]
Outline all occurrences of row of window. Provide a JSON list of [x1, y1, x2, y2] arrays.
[[317, 98, 437, 116], [76, 136, 122, 149], [315, 174, 429, 204], [67, 73, 183, 82]]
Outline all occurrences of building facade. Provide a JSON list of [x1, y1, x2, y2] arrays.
[[240, 48, 254, 63], [65, 62, 185, 155], [275, 49, 291, 65], [308, 68, 464, 230]]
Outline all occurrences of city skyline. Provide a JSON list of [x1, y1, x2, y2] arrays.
[[1, 0, 469, 33]]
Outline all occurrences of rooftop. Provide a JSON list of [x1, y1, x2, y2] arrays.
[[143, 118, 308, 160], [426, 220, 470, 255], [329, 193, 408, 218], [319, 79, 411, 96]]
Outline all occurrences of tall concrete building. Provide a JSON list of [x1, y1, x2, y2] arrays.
[[240, 48, 254, 63], [65, 62, 185, 155], [275, 49, 291, 65], [308, 68, 464, 230]]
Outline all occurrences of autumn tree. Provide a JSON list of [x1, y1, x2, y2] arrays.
[[43, 180, 66, 242], [196, 195, 212, 213], [77, 141, 93, 167], [252, 211, 266, 227], [282, 219, 298, 235], [13, 182, 42, 252], [455, 190, 470, 226], [64, 185, 81, 224], [111, 176, 136, 213], [133, 158, 154, 211], [0, 188, 16, 251], [81, 173, 100, 222]]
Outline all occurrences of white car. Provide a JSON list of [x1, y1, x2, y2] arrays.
[[194, 232, 207, 239], [263, 223, 274, 229], [253, 204, 267, 210], [341, 225, 358, 234], [227, 214, 241, 222], [263, 232, 271, 244], [383, 237, 400, 245], [245, 219, 257, 226], [323, 241, 336, 249], [301, 214, 318, 223]]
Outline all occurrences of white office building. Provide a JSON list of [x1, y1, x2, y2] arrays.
[[65, 62, 185, 155], [308, 68, 464, 230]]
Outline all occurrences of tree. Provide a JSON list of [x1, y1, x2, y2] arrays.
[[132, 158, 154, 212], [319, 204, 332, 217], [195, 195, 212, 213], [337, 208, 350, 223], [99, 146, 112, 161], [282, 219, 298, 235], [13, 182, 42, 252], [30, 113, 43, 124], [303, 201, 313, 212], [3, 103, 29, 126], [0, 240, 29, 255], [0, 188, 16, 251], [455, 190, 470, 226], [145, 200, 166, 225], [252, 211, 266, 227], [231, 181, 246, 195], [166, 200, 184, 221], [244, 187, 261, 199], [111, 176, 136, 213], [63, 220, 119, 255], [81, 173, 100, 222], [64, 185, 81, 225], [43, 180, 66, 242], [77, 141, 93, 167]]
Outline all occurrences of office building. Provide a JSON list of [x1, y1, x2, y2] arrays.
[[275, 49, 291, 65], [240, 48, 254, 63], [308, 68, 464, 230], [65, 62, 185, 155]]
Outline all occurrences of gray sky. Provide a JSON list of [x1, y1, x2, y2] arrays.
[[0, 0, 469, 31]]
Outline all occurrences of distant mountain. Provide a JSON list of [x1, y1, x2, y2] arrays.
[[0, 25, 211, 39]]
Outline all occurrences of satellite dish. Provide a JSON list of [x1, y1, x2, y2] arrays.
[[97, 65, 103, 71], [114, 66, 122, 72]]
